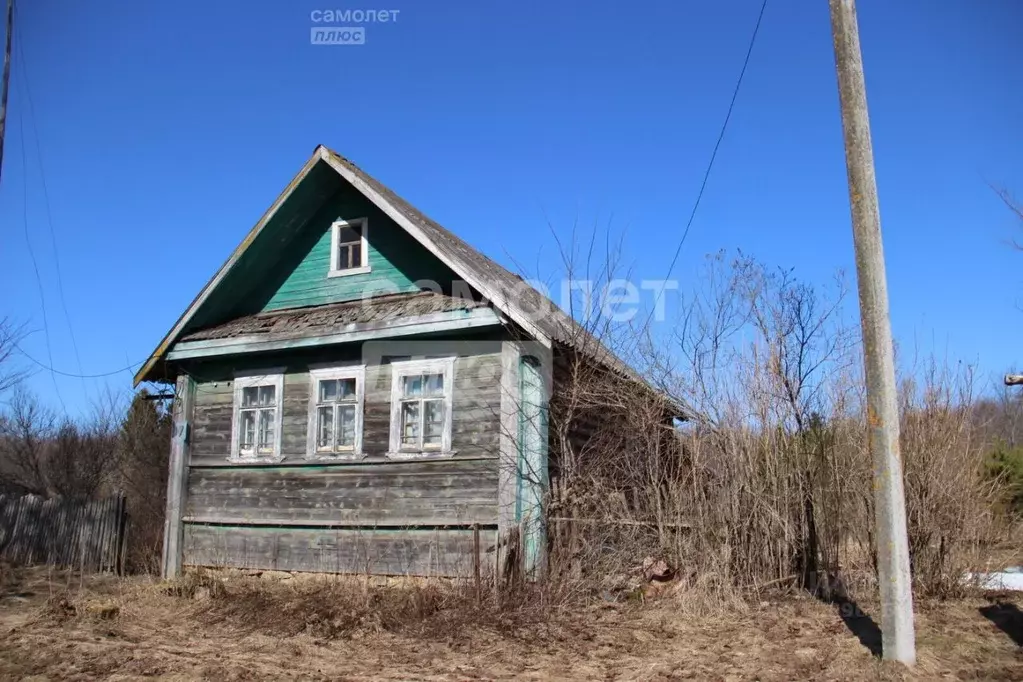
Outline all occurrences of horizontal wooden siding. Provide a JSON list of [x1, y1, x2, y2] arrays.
[[181, 343, 503, 576], [183, 525, 494, 577]]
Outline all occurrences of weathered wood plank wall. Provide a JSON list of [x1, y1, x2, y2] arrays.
[[180, 344, 505, 576], [184, 525, 493, 576], [185, 460, 498, 527], [0, 493, 127, 573]]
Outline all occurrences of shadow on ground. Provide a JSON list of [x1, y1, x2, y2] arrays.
[[834, 598, 883, 657], [980, 601, 1023, 647]]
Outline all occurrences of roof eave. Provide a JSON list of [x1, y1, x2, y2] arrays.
[[133, 147, 327, 386]]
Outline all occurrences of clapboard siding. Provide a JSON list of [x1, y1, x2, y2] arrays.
[[184, 459, 498, 527], [183, 524, 492, 577], [188, 348, 502, 466], [257, 189, 454, 312], [179, 342, 505, 577]]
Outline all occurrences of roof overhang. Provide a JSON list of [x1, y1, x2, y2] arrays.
[[134, 145, 550, 386], [167, 307, 502, 362]]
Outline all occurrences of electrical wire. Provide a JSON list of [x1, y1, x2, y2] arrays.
[[17, 97, 66, 412], [15, 344, 143, 378], [15, 14, 87, 391], [635, 0, 769, 343]]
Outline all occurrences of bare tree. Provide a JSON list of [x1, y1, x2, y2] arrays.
[[0, 317, 28, 394], [992, 186, 1023, 250], [0, 388, 53, 494], [46, 396, 120, 500]]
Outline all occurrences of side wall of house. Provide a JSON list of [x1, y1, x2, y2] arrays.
[[176, 338, 505, 577]]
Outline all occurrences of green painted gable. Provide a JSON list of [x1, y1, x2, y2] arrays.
[[258, 186, 452, 312], [183, 163, 459, 334]]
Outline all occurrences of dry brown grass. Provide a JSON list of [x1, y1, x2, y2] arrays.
[[0, 567, 1021, 681], [192, 570, 566, 643]]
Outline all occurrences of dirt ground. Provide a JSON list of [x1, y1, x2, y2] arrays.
[[0, 567, 1020, 681]]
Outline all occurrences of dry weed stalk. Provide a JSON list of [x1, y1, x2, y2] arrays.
[[545, 249, 1016, 603]]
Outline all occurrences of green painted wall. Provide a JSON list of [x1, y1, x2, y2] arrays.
[[256, 186, 455, 312]]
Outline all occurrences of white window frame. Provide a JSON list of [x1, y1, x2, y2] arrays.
[[387, 357, 456, 459], [229, 370, 285, 463], [328, 217, 370, 277], [306, 365, 366, 460]]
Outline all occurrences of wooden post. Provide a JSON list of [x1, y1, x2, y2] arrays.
[[162, 373, 195, 579], [493, 531, 502, 607], [472, 523, 481, 605]]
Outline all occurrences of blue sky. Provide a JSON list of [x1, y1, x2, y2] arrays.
[[1, 0, 1020, 415]]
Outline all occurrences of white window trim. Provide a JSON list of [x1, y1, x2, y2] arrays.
[[306, 365, 366, 460], [387, 357, 456, 459], [229, 370, 286, 463], [328, 217, 370, 278]]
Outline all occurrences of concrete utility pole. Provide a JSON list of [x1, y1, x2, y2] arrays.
[[0, 0, 12, 186], [829, 0, 916, 665]]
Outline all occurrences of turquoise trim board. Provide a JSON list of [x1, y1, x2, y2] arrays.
[[516, 355, 548, 576], [167, 308, 503, 361]]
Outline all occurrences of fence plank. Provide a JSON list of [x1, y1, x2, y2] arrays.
[[0, 493, 127, 573]]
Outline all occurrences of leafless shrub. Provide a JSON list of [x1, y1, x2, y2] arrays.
[[114, 391, 171, 574], [546, 248, 1016, 604], [47, 396, 121, 500], [899, 360, 1005, 596], [0, 390, 120, 499], [0, 389, 56, 495]]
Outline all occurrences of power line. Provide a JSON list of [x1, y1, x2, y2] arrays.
[[18, 99, 65, 412], [14, 7, 87, 390], [637, 0, 769, 340], [16, 344, 142, 378]]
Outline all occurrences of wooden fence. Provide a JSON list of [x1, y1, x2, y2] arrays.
[[0, 493, 127, 573]]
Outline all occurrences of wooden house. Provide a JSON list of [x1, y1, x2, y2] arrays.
[[135, 145, 636, 579]]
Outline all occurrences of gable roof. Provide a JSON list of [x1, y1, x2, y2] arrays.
[[134, 145, 631, 386]]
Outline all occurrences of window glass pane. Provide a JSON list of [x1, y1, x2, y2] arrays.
[[424, 373, 444, 396], [401, 401, 420, 446], [316, 406, 334, 450], [402, 375, 423, 398], [337, 224, 361, 243], [339, 378, 357, 400], [258, 408, 275, 452], [258, 385, 276, 406], [240, 410, 256, 450], [319, 379, 337, 403], [423, 399, 444, 447], [338, 404, 357, 447], [351, 243, 362, 268], [242, 386, 258, 407]]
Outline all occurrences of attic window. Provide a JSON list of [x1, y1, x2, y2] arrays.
[[328, 218, 370, 277]]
